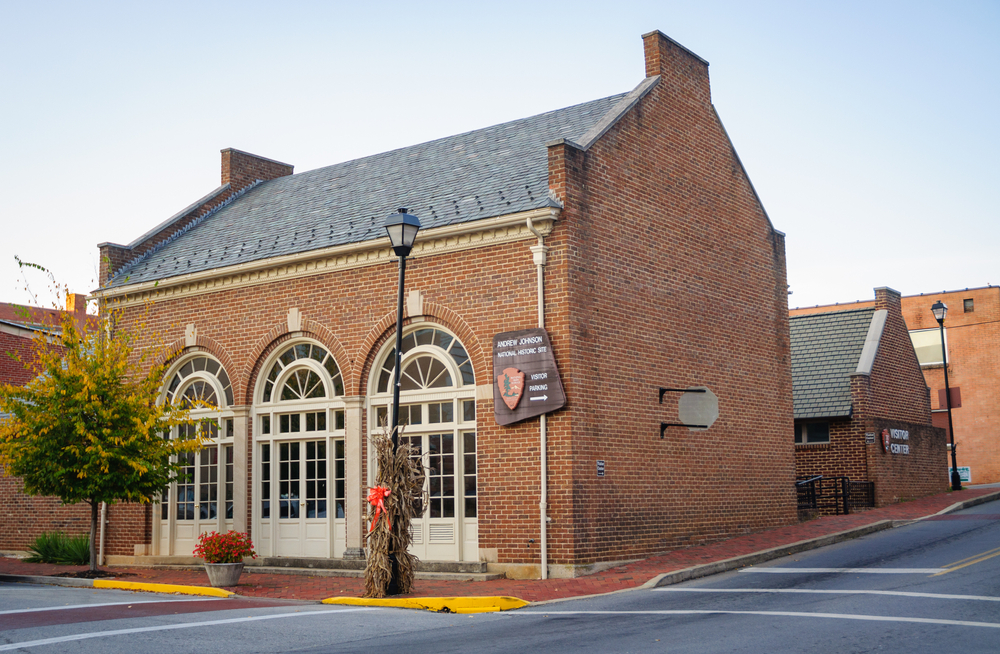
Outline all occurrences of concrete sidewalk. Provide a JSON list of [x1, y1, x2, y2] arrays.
[[2, 487, 997, 606]]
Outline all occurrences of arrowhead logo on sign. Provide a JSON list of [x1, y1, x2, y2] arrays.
[[498, 367, 525, 410], [882, 428, 891, 453]]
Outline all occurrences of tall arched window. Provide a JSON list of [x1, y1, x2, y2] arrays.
[[157, 354, 235, 557], [368, 326, 478, 563], [254, 341, 347, 559]]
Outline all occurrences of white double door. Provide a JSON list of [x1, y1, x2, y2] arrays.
[[258, 438, 345, 558]]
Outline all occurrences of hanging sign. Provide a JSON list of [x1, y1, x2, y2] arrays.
[[492, 328, 566, 426]]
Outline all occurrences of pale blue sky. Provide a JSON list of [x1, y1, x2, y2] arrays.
[[1, 1, 997, 311]]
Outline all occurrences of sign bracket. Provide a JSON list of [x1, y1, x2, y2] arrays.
[[660, 422, 708, 438], [659, 387, 706, 403]]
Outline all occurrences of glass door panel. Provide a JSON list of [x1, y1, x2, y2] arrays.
[[275, 439, 330, 558]]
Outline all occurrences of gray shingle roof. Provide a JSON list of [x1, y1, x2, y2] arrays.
[[110, 93, 629, 287], [789, 308, 877, 419]]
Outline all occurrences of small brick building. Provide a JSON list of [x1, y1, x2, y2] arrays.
[[789, 287, 947, 511], [796, 285, 1000, 485], [5, 30, 800, 577]]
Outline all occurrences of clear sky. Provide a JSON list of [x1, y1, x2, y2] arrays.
[[1, 1, 997, 312]]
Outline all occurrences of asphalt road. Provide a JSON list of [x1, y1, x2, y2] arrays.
[[2, 500, 998, 653]]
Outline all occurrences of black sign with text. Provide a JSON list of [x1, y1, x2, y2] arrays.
[[492, 328, 566, 426]]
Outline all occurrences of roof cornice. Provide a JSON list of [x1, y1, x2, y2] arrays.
[[93, 207, 559, 306]]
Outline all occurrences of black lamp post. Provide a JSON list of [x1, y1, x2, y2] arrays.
[[381, 208, 420, 596], [932, 301, 962, 491], [384, 208, 421, 450]]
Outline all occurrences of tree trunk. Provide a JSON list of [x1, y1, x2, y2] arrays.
[[89, 500, 98, 572]]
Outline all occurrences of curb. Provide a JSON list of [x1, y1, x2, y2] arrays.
[[0, 574, 94, 589], [93, 580, 233, 597], [638, 520, 897, 590], [640, 490, 1000, 591], [930, 489, 1000, 518], [322, 596, 529, 614], [0, 574, 232, 598]]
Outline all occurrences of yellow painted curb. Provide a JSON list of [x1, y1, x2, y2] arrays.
[[93, 579, 233, 598], [322, 596, 529, 614]]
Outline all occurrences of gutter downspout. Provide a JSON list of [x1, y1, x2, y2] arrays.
[[527, 217, 550, 580], [99, 502, 107, 566]]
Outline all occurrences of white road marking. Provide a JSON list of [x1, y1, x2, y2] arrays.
[[515, 610, 1000, 629], [0, 607, 379, 651], [740, 567, 947, 574], [654, 588, 1000, 602], [0, 598, 219, 616]]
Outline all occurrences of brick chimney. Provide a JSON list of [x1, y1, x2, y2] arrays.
[[221, 149, 294, 193], [98, 149, 295, 286], [65, 293, 88, 315], [642, 30, 712, 105], [874, 286, 902, 312]]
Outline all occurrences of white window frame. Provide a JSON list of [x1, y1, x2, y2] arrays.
[[366, 326, 478, 562], [252, 339, 347, 559], [155, 354, 236, 556], [909, 327, 947, 367]]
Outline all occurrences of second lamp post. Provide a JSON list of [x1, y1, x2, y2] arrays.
[[931, 300, 962, 492]]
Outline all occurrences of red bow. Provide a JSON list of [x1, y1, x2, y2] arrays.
[[367, 486, 391, 533]]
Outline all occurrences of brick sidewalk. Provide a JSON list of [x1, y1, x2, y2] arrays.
[[3, 487, 997, 603]]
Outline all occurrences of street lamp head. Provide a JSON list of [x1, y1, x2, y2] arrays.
[[384, 208, 421, 258], [931, 300, 948, 324]]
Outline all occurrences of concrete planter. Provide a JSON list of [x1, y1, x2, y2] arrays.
[[204, 562, 244, 587]]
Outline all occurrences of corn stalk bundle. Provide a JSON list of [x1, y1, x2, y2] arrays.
[[364, 429, 424, 597]]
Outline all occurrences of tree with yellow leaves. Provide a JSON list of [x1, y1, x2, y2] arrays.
[[0, 304, 200, 572]]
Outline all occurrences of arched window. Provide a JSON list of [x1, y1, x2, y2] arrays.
[[374, 327, 474, 393], [253, 341, 348, 560], [368, 326, 478, 563], [164, 355, 234, 407], [156, 354, 235, 557], [261, 343, 344, 403]]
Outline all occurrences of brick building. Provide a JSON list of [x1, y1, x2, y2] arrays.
[[789, 287, 948, 510], [0, 295, 102, 554], [794, 285, 1000, 485], [7, 30, 799, 577]]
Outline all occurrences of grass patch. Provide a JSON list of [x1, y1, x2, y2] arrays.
[[25, 531, 90, 565]]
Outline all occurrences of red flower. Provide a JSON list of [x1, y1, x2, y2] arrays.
[[192, 531, 257, 564]]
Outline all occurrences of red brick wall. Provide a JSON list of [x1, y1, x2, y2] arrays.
[[0, 471, 148, 557], [866, 419, 948, 505], [901, 287, 1000, 484], [111, 237, 545, 559], [0, 331, 39, 386], [543, 30, 797, 562], [867, 288, 932, 425], [794, 419, 864, 481]]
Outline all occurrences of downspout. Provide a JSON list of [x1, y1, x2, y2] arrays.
[[99, 502, 107, 566], [527, 217, 550, 579]]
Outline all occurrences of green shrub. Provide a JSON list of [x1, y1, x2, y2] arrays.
[[25, 531, 90, 565]]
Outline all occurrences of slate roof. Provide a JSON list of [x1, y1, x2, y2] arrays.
[[109, 92, 630, 287], [789, 308, 877, 419]]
